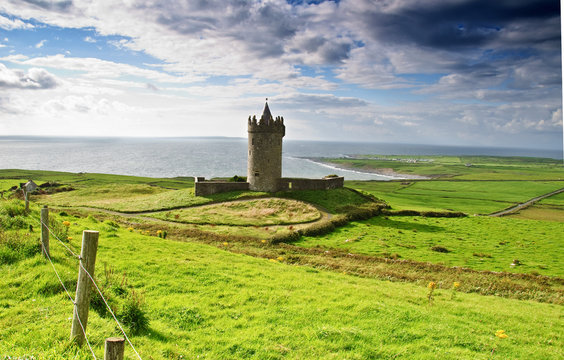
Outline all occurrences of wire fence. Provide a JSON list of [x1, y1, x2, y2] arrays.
[[36, 216, 142, 359]]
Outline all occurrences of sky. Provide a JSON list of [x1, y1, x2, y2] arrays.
[[0, 0, 562, 150]]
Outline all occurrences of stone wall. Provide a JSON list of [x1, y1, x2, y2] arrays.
[[194, 180, 250, 196], [278, 176, 344, 191]]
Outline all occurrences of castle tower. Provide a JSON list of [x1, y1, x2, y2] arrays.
[[247, 101, 285, 192]]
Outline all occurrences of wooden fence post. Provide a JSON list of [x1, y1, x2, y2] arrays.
[[104, 337, 125, 360], [70, 230, 99, 346], [40, 206, 49, 258], [24, 190, 29, 212]]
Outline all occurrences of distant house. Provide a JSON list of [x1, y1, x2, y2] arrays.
[[22, 180, 38, 193]]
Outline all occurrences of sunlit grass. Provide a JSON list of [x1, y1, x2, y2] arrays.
[[294, 215, 564, 277], [150, 198, 320, 226], [347, 180, 564, 214], [1, 213, 562, 359]]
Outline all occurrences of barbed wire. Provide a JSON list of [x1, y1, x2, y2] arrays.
[[37, 218, 80, 259], [40, 240, 97, 359], [79, 261, 143, 360], [36, 215, 142, 359]]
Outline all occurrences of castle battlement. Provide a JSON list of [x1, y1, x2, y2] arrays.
[[247, 115, 285, 134]]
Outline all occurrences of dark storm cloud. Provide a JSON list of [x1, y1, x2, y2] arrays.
[[275, 93, 368, 108], [360, 0, 560, 50], [22, 0, 73, 12]]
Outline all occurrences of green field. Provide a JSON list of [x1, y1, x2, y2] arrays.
[[1, 158, 563, 359], [38, 184, 268, 213], [1, 214, 562, 359], [294, 216, 564, 277], [346, 180, 564, 214], [326, 155, 564, 180]]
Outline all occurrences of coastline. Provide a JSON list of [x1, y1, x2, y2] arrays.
[[304, 157, 430, 180]]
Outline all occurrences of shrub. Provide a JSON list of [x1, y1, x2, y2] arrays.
[[300, 221, 335, 237], [229, 175, 247, 182], [431, 245, 451, 253], [271, 231, 301, 244], [119, 290, 148, 335]]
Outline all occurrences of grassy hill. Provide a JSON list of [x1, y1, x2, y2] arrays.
[[1, 158, 563, 359]]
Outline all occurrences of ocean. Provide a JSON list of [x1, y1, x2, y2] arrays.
[[0, 136, 561, 181]]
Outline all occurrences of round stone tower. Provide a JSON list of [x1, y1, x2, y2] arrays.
[[247, 101, 285, 192]]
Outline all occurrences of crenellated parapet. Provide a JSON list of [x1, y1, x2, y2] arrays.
[[247, 115, 285, 135]]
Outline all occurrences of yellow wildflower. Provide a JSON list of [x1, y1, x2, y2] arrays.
[[223, 242, 229, 246], [428, 281, 437, 290], [277, 256, 284, 261], [62, 221, 71, 227], [156, 230, 162, 235], [269, 259, 277, 262], [261, 240, 267, 244], [67, 236, 72, 240], [127, 227, 134, 232], [495, 330, 508, 339], [453, 281, 460, 289]]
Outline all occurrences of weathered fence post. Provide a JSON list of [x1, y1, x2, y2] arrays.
[[104, 337, 125, 360], [40, 206, 50, 258], [24, 189, 29, 212], [70, 230, 99, 346]]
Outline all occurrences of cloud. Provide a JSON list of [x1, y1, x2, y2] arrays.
[[35, 39, 46, 48], [0, 14, 34, 30], [0, 63, 59, 89], [0, 0, 560, 148]]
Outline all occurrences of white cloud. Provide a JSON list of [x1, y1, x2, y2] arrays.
[[0, 14, 34, 30], [0, 63, 59, 89], [35, 40, 47, 48], [84, 36, 96, 43]]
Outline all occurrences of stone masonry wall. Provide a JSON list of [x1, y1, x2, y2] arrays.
[[194, 181, 250, 196], [278, 176, 344, 191]]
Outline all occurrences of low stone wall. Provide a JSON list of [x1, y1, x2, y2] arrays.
[[278, 176, 344, 191], [194, 180, 250, 196]]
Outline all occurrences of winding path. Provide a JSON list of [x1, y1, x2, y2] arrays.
[[488, 187, 564, 217]]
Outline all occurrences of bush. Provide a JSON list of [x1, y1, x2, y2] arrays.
[[119, 290, 149, 334], [271, 231, 301, 244], [230, 175, 247, 182], [431, 245, 451, 253], [300, 221, 335, 237]]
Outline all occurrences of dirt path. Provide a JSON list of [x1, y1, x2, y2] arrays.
[[489, 187, 564, 217]]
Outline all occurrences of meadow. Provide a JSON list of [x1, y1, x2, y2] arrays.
[[1, 157, 563, 359], [325, 155, 564, 180], [1, 212, 562, 359], [345, 180, 564, 214]]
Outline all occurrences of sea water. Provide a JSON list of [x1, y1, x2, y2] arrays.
[[0, 136, 561, 180]]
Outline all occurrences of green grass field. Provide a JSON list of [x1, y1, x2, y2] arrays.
[[38, 184, 268, 213], [1, 158, 563, 359], [294, 216, 564, 277], [1, 214, 562, 359], [346, 180, 564, 214], [327, 155, 564, 180]]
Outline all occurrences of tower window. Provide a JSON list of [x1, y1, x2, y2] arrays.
[[255, 172, 259, 177], [252, 137, 254, 145]]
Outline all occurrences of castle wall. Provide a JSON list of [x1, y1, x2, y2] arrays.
[[247, 117, 285, 192], [278, 176, 344, 191], [194, 181, 250, 196]]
